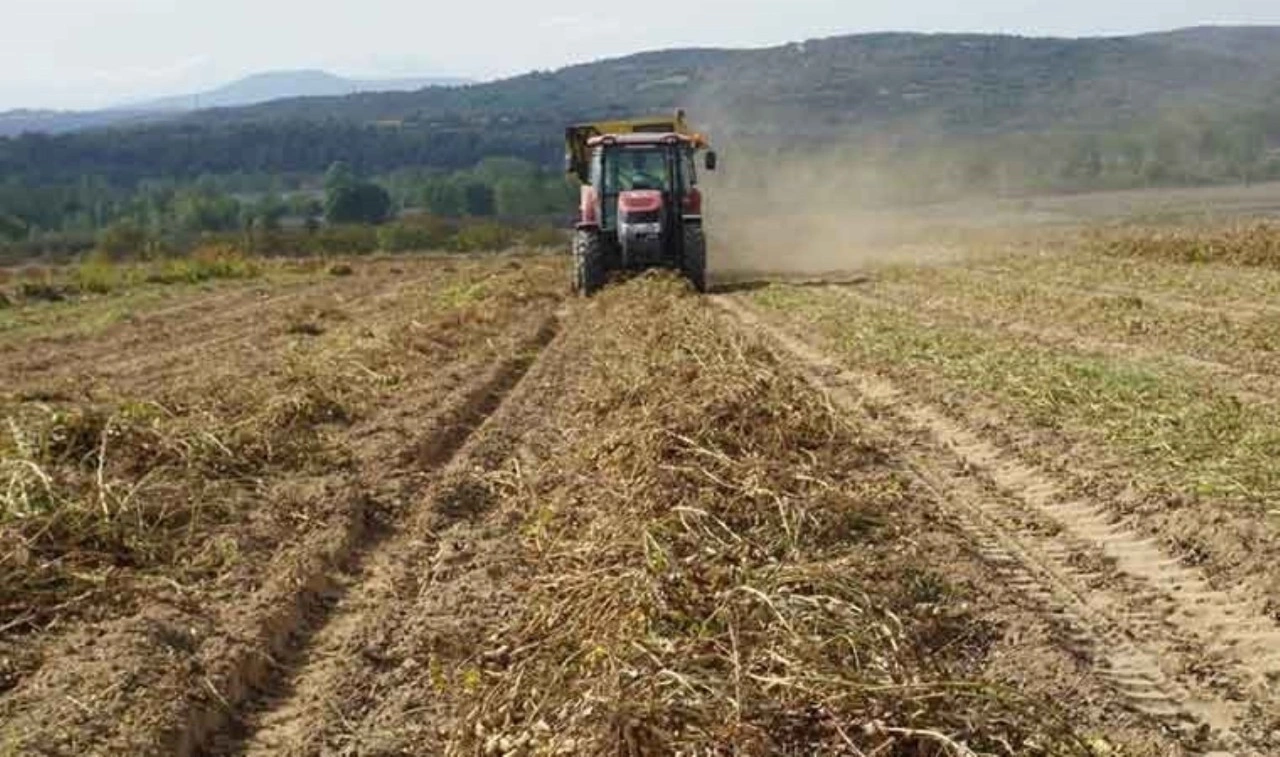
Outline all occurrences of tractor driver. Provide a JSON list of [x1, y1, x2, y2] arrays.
[[620, 149, 666, 191]]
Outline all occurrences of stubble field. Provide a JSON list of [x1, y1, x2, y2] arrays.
[[3, 217, 1279, 756]]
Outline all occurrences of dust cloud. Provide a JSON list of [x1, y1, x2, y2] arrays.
[[699, 143, 1031, 282], [695, 133, 1280, 283]]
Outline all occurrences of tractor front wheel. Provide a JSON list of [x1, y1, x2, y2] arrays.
[[681, 223, 707, 293], [573, 228, 607, 296]]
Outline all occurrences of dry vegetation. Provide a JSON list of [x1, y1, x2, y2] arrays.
[[0, 253, 565, 720], [749, 222, 1280, 625], [377, 276, 1099, 755], [215, 274, 1151, 757], [0, 247, 1171, 755], [1088, 222, 1280, 269], [11, 217, 1276, 754]]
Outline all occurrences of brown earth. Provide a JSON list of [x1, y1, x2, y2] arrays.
[[0, 254, 565, 753], [0, 251, 1242, 756]]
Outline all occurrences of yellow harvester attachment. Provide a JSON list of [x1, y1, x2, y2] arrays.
[[564, 110, 697, 184]]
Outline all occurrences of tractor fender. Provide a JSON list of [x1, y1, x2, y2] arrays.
[[578, 185, 600, 228]]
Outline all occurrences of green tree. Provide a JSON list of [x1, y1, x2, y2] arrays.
[[287, 193, 324, 219], [95, 220, 149, 260], [250, 194, 288, 231], [494, 178, 541, 217], [326, 182, 392, 225], [0, 212, 26, 241], [462, 181, 495, 217], [174, 189, 241, 233], [420, 177, 465, 216], [323, 161, 392, 224], [325, 161, 356, 195], [473, 156, 537, 185]]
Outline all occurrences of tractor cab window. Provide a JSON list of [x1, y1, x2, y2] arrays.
[[609, 147, 669, 192], [596, 144, 687, 230]]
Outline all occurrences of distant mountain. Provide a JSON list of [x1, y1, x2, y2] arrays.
[[0, 70, 471, 137], [177, 26, 1280, 141], [0, 108, 158, 137], [128, 70, 472, 112], [3, 27, 1280, 185]]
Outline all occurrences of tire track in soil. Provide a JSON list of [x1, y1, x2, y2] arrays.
[[170, 312, 562, 757], [223, 322, 574, 757], [713, 293, 1280, 757]]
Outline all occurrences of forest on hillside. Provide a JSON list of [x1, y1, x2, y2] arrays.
[[3, 28, 1280, 258]]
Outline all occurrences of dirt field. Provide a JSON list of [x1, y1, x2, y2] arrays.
[[736, 222, 1280, 756], [2, 226, 1278, 755]]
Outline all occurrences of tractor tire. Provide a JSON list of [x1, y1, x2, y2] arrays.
[[573, 228, 607, 296], [681, 223, 708, 293]]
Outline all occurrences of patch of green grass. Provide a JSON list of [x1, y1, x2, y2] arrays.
[[753, 285, 1280, 506], [5, 247, 261, 306], [0, 252, 278, 342], [437, 280, 489, 308]]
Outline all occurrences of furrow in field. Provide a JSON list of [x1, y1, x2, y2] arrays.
[[221, 314, 568, 757], [715, 293, 1280, 756], [190, 313, 561, 757], [229, 278, 1181, 756], [0, 313, 560, 757], [0, 254, 568, 755]]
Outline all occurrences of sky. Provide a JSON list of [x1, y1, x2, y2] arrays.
[[3, 0, 1279, 111]]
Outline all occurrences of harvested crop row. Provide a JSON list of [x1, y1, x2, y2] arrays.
[[854, 278, 1280, 404], [956, 243, 1280, 309], [1089, 223, 1280, 270], [713, 293, 1266, 751], [0, 256, 321, 348], [866, 264, 1280, 381], [0, 255, 565, 731], [0, 257, 461, 391], [290, 274, 1157, 756], [748, 284, 1280, 627]]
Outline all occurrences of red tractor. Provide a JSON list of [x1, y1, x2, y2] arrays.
[[565, 111, 718, 295]]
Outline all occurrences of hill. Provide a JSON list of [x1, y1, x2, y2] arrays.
[[0, 108, 160, 137], [202, 28, 1280, 133], [2, 27, 1279, 186], [0, 70, 470, 137], [129, 70, 472, 112]]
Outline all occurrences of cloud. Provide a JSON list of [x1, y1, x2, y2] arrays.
[[88, 54, 214, 87], [536, 14, 623, 36]]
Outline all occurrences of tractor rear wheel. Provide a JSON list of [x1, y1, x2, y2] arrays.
[[681, 223, 707, 293], [573, 228, 607, 296]]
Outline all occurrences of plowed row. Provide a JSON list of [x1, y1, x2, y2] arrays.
[[2, 250, 1223, 755], [741, 227, 1280, 755]]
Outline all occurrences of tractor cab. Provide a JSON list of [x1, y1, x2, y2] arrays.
[[565, 114, 717, 295]]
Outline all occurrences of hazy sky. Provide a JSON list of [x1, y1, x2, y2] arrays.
[[3, 0, 1279, 110]]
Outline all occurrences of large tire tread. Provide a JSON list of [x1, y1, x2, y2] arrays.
[[573, 229, 607, 296], [682, 223, 707, 293]]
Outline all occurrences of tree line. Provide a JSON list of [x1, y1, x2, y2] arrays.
[[0, 120, 563, 186], [0, 156, 576, 258]]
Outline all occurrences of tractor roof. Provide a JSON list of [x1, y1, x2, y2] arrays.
[[587, 132, 708, 149]]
